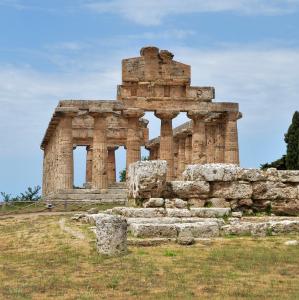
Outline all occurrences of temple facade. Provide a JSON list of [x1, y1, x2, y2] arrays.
[[41, 46, 242, 197]]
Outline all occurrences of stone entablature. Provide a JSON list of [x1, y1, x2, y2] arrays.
[[41, 46, 242, 197]]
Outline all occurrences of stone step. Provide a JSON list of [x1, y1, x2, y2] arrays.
[[129, 222, 220, 238], [58, 188, 127, 195], [127, 217, 225, 226], [107, 207, 231, 218], [46, 193, 127, 201]]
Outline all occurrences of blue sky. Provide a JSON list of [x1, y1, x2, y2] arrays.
[[0, 0, 299, 196]]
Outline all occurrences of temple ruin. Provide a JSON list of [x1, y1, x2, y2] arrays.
[[41, 46, 242, 199]]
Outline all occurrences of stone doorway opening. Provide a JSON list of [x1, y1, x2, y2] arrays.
[[73, 146, 87, 189]]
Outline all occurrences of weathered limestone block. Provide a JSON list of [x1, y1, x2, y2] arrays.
[[166, 209, 192, 218], [173, 198, 188, 209], [130, 223, 177, 238], [190, 207, 231, 218], [107, 207, 166, 218], [183, 163, 241, 182], [272, 200, 299, 216], [269, 220, 299, 234], [252, 181, 297, 200], [177, 230, 195, 245], [221, 222, 268, 237], [237, 168, 266, 182], [95, 214, 127, 256], [206, 198, 230, 208], [143, 198, 165, 208], [264, 168, 279, 181], [165, 198, 188, 208], [176, 222, 220, 238], [188, 198, 206, 208], [166, 181, 210, 199], [212, 181, 253, 199], [238, 198, 253, 207], [127, 160, 167, 199], [278, 170, 299, 183]]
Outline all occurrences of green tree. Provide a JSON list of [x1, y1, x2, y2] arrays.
[[285, 111, 299, 170], [119, 169, 126, 182]]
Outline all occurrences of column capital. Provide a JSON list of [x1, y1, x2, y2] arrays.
[[205, 112, 224, 123], [108, 145, 119, 151], [187, 110, 209, 121], [89, 108, 114, 118], [55, 107, 79, 118], [123, 108, 144, 119], [155, 110, 179, 120], [226, 111, 242, 121]]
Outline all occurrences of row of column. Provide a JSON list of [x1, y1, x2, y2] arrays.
[[149, 110, 241, 180], [44, 109, 144, 193]]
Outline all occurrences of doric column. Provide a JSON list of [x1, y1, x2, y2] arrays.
[[177, 134, 186, 178], [85, 146, 93, 184], [185, 135, 192, 165], [187, 110, 208, 164], [56, 112, 76, 190], [154, 110, 179, 180], [90, 110, 111, 190], [214, 116, 225, 163], [224, 112, 242, 165], [108, 146, 118, 185], [173, 139, 179, 178], [124, 109, 145, 173]]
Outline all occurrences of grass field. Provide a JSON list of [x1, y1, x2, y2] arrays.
[[0, 201, 117, 216], [0, 214, 298, 300]]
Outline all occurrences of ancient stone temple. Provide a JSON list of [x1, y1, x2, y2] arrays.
[[41, 46, 242, 199]]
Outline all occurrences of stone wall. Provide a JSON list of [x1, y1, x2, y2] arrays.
[[127, 161, 299, 216]]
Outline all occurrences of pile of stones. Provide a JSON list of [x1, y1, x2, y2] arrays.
[[128, 161, 299, 216]]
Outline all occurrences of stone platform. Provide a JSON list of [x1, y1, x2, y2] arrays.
[[74, 207, 299, 245], [44, 183, 127, 204]]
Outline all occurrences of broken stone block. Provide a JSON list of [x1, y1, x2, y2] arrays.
[[206, 198, 230, 208], [143, 198, 165, 208], [127, 160, 167, 199], [95, 214, 127, 256], [212, 181, 253, 199], [183, 163, 241, 182], [177, 230, 195, 245], [166, 181, 209, 199], [190, 207, 231, 218], [278, 170, 299, 183], [176, 222, 220, 238], [237, 168, 266, 182], [130, 223, 177, 238], [252, 181, 297, 200]]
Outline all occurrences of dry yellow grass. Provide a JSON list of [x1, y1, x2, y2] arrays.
[[0, 215, 298, 300]]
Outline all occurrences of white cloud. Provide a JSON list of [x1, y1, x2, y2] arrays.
[[85, 0, 299, 25]]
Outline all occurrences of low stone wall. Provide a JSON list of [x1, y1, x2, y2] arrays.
[[128, 162, 299, 216]]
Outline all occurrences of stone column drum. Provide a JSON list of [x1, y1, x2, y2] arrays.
[[124, 109, 144, 174], [187, 110, 207, 164], [90, 111, 110, 190], [96, 214, 128, 256], [155, 110, 179, 181], [224, 112, 241, 164]]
